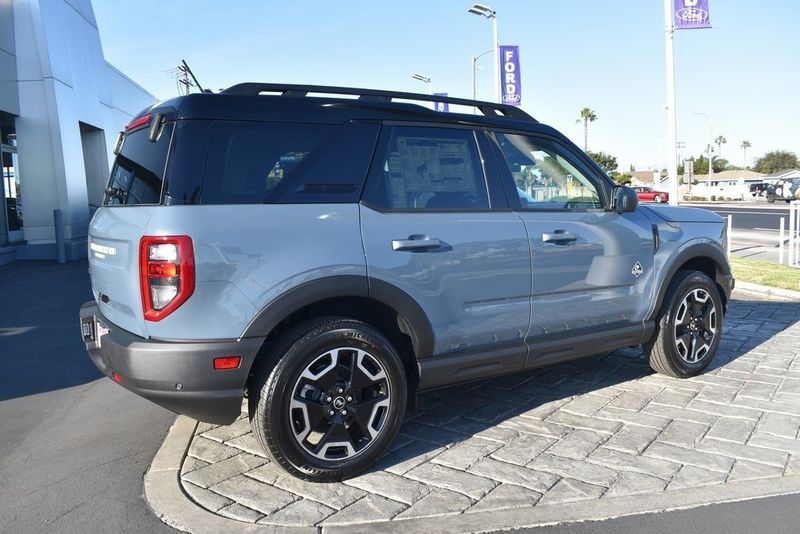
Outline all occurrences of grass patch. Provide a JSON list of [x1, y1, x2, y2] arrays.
[[730, 256, 800, 292]]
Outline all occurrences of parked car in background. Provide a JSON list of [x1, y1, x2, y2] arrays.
[[633, 186, 669, 203], [748, 182, 767, 197], [766, 178, 800, 203]]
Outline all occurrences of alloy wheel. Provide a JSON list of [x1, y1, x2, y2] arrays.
[[289, 347, 391, 461], [673, 288, 717, 363]]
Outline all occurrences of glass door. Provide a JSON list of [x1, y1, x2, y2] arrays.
[[2, 148, 22, 242]]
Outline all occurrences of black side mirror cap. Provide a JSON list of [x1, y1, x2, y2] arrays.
[[613, 185, 639, 213]]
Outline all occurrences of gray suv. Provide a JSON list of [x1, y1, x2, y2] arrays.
[[79, 84, 734, 481]]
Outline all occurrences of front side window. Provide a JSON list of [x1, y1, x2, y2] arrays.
[[493, 133, 603, 210], [367, 126, 489, 210]]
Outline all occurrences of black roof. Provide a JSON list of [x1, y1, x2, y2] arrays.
[[143, 83, 563, 136]]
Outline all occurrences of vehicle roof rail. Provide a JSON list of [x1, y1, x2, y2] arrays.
[[220, 82, 536, 122]]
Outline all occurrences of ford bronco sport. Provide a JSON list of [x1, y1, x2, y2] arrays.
[[80, 84, 734, 481]]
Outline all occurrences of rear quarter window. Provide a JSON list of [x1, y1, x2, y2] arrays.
[[104, 122, 174, 206], [196, 121, 379, 205]]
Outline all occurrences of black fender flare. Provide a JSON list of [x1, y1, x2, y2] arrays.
[[241, 275, 434, 359], [648, 242, 732, 321]]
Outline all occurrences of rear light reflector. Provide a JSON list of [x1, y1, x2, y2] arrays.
[[125, 113, 151, 131], [112, 371, 123, 384], [140, 236, 195, 321], [213, 356, 241, 370]]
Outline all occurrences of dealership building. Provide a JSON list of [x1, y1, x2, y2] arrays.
[[0, 0, 155, 264]]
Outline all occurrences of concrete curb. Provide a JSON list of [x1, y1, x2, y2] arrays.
[[735, 281, 800, 301], [145, 416, 800, 533]]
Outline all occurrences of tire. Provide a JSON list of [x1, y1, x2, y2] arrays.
[[654, 195, 663, 203], [249, 318, 407, 482], [766, 193, 775, 204], [643, 270, 723, 378]]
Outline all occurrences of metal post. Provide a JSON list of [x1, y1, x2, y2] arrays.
[[790, 202, 796, 267], [492, 15, 499, 103], [779, 216, 785, 265], [727, 214, 732, 260], [53, 209, 66, 264], [664, 0, 679, 206]]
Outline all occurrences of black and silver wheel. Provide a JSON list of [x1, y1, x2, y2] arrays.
[[249, 318, 407, 481], [644, 270, 723, 378], [654, 194, 664, 203]]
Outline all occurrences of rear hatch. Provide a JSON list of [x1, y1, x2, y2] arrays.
[[88, 116, 174, 337]]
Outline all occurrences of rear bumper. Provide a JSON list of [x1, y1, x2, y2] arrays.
[[79, 301, 264, 425]]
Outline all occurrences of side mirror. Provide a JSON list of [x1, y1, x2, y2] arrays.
[[613, 185, 639, 213]]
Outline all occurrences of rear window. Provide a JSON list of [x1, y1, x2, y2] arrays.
[[104, 122, 174, 206], [193, 121, 379, 205]]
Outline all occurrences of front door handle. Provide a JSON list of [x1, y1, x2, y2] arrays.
[[542, 231, 578, 243], [392, 236, 442, 251]]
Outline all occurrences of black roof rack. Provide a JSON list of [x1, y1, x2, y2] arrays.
[[221, 82, 536, 122]]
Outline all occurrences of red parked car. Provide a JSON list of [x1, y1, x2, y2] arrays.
[[633, 186, 669, 203]]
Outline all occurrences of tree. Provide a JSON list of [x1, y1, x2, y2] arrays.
[[576, 108, 597, 151], [714, 135, 727, 159], [586, 150, 618, 174], [612, 173, 632, 185], [740, 140, 751, 168], [683, 154, 728, 175], [753, 150, 799, 174]]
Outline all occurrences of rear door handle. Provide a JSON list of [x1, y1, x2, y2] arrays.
[[542, 231, 578, 243], [392, 236, 442, 251]]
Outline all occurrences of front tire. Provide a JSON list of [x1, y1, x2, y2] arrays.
[[249, 318, 407, 482], [766, 193, 776, 203], [644, 270, 723, 378]]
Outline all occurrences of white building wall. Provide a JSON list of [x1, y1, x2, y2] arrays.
[[9, 0, 155, 259]]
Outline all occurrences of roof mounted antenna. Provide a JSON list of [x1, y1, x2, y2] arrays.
[[181, 59, 209, 93]]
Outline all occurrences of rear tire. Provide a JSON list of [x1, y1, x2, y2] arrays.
[[249, 318, 407, 482], [654, 195, 663, 203], [643, 270, 723, 378], [766, 193, 776, 203]]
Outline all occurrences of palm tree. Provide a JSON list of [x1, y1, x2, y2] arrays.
[[714, 135, 727, 159], [576, 108, 597, 151], [740, 140, 751, 168]]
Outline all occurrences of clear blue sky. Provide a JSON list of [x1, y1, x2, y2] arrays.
[[94, 0, 800, 172]]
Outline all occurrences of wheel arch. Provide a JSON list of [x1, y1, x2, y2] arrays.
[[649, 242, 732, 322], [241, 275, 434, 397]]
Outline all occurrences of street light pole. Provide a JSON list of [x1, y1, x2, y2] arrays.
[[468, 4, 499, 103], [664, 0, 679, 205], [471, 48, 494, 104], [693, 112, 714, 186]]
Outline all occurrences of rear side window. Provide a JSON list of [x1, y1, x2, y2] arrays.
[[198, 121, 379, 204], [104, 122, 174, 206], [365, 126, 489, 210]]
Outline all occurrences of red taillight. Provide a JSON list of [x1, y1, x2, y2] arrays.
[[139, 236, 195, 322], [125, 114, 151, 131], [112, 371, 123, 384], [213, 356, 241, 370]]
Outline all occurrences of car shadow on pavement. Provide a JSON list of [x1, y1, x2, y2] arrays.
[[0, 260, 102, 401], [371, 297, 800, 472]]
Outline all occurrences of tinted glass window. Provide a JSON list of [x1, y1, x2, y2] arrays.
[[104, 122, 174, 206], [494, 133, 603, 210], [199, 121, 378, 205], [367, 126, 489, 210]]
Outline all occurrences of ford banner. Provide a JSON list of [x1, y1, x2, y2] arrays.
[[433, 93, 449, 112], [499, 45, 521, 106], [674, 0, 711, 30]]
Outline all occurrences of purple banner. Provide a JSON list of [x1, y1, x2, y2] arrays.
[[433, 93, 449, 112], [674, 0, 711, 30], [499, 45, 521, 106]]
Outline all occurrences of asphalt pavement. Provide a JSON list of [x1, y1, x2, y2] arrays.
[[0, 260, 177, 534]]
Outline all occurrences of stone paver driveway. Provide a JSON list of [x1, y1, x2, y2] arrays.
[[175, 296, 800, 529]]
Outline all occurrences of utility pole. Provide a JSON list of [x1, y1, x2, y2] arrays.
[[664, 0, 679, 206]]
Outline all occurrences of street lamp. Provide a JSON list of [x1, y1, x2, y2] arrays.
[[411, 73, 433, 95], [693, 112, 714, 185], [467, 3, 498, 103], [471, 48, 494, 105]]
